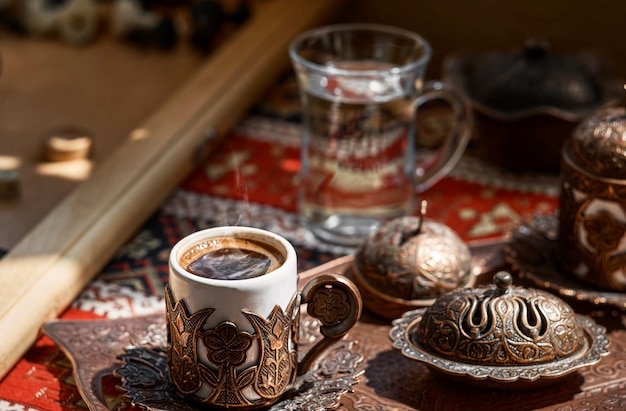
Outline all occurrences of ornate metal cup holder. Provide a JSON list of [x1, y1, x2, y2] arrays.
[[115, 335, 363, 410], [390, 308, 609, 389], [43, 312, 363, 411]]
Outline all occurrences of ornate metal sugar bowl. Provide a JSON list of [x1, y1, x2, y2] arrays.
[[444, 40, 622, 171], [558, 106, 626, 291], [351, 215, 474, 320], [390, 272, 609, 388]]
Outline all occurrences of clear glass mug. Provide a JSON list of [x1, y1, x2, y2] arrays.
[[289, 23, 472, 246]]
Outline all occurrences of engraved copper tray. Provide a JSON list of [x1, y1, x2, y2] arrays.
[[44, 252, 626, 410]]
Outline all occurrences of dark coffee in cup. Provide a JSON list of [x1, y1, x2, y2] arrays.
[[178, 235, 286, 280]]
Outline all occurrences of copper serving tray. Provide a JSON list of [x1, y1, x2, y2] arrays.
[[43, 253, 626, 410]]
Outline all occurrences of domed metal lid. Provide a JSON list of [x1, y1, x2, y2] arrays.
[[354, 216, 473, 300], [389, 273, 610, 387], [415, 271, 586, 365], [350, 209, 474, 319], [567, 106, 626, 179], [444, 40, 623, 120], [471, 40, 601, 112]]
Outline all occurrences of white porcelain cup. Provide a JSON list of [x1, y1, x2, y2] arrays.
[[166, 226, 361, 409]]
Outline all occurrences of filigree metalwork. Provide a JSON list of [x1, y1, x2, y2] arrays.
[[115, 335, 363, 410], [356, 216, 473, 300], [42, 256, 626, 410], [199, 322, 257, 406], [413, 272, 585, 365], [390, 307, 610, 387], [163, 272, 361, 409], [164, 286, 299, 409], [164, 287, 215, 395], [307, 286, 351, 326], [116, 347, 193, 411], [559, 145, 626, 291], [244, 300, 299, 400], [298, 274, 362, 374], [569, 107, 626, 179], [351, 216, 474, 319]]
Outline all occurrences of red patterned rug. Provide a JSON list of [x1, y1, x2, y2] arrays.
[[0, 78, 560, 410]]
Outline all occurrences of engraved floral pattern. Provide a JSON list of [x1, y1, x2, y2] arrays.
[[415, 284, 585, 365], [114, 335, 362, 411], [308, 287, 351, 326], [583, 211, 626, 253], [199, 322, 257, 407], [391, 308, 609, 386], [559, 155, 626, 290], [203, 322, 253, 366], [354, 217, 473, 301], [245, 297, 299, 399], [164, 286, 214, 395], [319, 348, 362, 376], [164, 292, 302, 408]]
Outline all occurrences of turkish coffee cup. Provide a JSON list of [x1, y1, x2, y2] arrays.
[[166, 226, 361, 409]]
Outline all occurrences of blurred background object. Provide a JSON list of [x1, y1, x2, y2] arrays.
[[444, 40, 622, 172], [558, 106, 626, 291], [345, 0, 626, 172], [345, 0, 626, 80]]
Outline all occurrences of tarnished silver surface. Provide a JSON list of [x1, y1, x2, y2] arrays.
[[390, 308, 609, 388], [42, 313, 166, 411], [162, 275, 362, 410], [40, 246, 502, 411], [558, 107, 626, 291]]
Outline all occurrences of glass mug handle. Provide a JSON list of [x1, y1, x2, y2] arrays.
[[297, 274, 362, 375], [415, 80, 473, 193]]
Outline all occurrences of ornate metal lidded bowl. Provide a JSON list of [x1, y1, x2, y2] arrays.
[[351, 215, 474, 320], [390, 272, 610, 388], [558, 106, 626, 291], [444, 40, 622, 171]]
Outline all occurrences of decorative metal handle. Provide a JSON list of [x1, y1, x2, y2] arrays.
[[297, 274, 362, 375]]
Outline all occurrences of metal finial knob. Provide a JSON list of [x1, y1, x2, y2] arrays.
[[494, 271, 512, 292]]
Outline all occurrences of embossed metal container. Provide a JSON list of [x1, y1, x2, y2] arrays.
[[390, 272, 610, 388], [351, 216, 474, 320], [558, 106, 626, 291], [444, 40, 623, 172]]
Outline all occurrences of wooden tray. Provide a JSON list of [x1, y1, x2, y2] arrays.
[[0, 0, 347, 379]]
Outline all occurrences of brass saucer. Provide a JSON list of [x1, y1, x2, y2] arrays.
[[506, 220, 626, 310], [390, 308, 609, 389]]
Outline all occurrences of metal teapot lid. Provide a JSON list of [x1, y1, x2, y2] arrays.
[[470, 40, 602, 113]]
